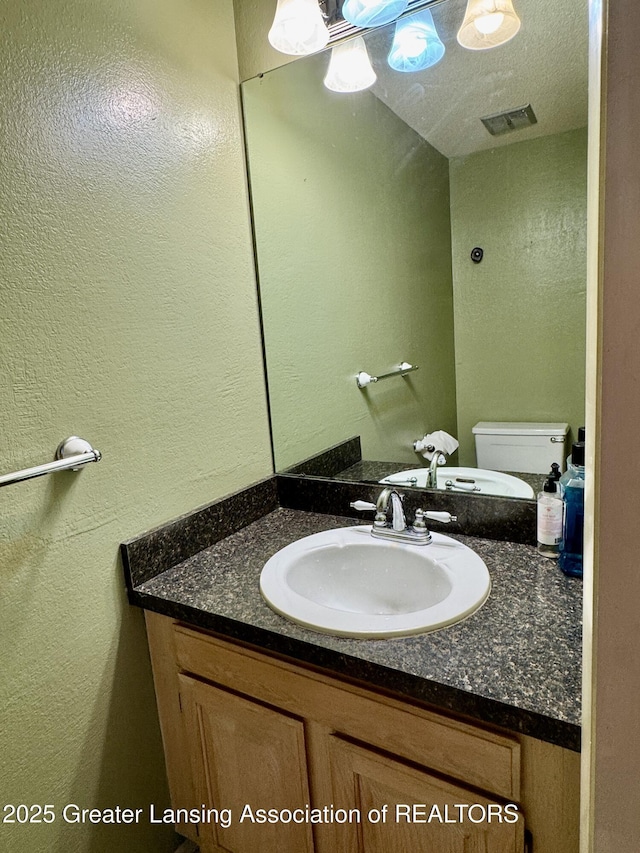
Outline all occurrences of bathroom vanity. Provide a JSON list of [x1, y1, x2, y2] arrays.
[[123, 475, 581, 853]]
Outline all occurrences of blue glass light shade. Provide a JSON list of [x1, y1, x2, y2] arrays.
[[341, 0, 410, 29], [388, 9, 445, 72]]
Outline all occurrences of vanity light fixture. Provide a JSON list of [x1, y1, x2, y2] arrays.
[[388, 9, 445, 72], [268, 0, 330, 56], [324, 37, 377, 92], [456, 0, 521, 50], [341, 0, 410, 29]]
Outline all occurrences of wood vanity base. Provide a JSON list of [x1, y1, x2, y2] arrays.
[[144, 611, 579, 853]]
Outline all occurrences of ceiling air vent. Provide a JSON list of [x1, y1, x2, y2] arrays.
[[480, 104, 538, 136]]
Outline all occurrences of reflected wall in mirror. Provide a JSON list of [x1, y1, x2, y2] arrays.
[[242, 0, 588, 488]]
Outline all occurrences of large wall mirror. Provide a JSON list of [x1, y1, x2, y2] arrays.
[[242, 0, 588, 500]]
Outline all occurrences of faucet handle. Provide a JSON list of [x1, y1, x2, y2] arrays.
[[413, 508, 428, 530], [350, 500, 377, 512], [351, 499, 388, 528], [424, 511, 457, 524], [413, 509, 457, 529]]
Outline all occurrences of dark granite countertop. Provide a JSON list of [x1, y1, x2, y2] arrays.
[[129, 506, 582, 751]]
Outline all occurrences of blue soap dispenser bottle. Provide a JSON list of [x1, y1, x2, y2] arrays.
[[558, 441, 585, 578]]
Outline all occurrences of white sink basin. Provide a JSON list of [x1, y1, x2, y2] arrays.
[[260, 526, 490, 638], [380, 466, 534, 499]]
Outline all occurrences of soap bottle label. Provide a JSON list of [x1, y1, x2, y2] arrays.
[[537, 498, 563, 545]]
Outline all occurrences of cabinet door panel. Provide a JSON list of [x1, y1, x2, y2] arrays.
[[326, 736, 523, 853], [174, 624, 520, 800], [179, 674, 314, 853]]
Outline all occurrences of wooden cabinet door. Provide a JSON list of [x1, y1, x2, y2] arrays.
[[178, 674, 315, 853], [325, 735, 524, 853]]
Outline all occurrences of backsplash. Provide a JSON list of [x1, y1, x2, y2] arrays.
[[122, 477, 278, 587], [277, 474, 536, 545], [123, 462, 536, 594]]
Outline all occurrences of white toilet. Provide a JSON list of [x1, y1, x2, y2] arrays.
[[472, 422, 570, 474]]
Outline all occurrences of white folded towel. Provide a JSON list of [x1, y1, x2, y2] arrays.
[[414, 430, 459, 461]]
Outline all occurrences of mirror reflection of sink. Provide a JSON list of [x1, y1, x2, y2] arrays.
[[379, 467, 535, 499], [260, 526, 490, 638]]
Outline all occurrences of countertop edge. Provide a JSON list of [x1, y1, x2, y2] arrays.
[[129, 587, 581, 753]]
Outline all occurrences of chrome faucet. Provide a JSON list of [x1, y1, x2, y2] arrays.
[[350, 488, 457, 546]]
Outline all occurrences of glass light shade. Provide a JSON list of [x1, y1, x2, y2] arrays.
[[341, 0, 410, 29], [323, 37, 377, 93], [388, 9, 445, 73], [457, 0, 521, 50], [268, 0, 330, 56]]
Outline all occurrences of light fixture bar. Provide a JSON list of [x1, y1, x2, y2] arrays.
[[324, 0, 448, 46]]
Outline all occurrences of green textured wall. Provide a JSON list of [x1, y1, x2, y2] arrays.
[[450, 128, 587, 465], [243, 57, 457, 470], [0, 1, 272, 851]]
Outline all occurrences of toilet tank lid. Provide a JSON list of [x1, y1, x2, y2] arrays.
[[472, 421, 570, 436]]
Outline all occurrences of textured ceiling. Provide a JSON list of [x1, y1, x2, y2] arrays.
[[365, 0, 589, 158]]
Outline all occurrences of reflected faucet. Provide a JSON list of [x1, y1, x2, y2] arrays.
[[426, 449, 447, 488]]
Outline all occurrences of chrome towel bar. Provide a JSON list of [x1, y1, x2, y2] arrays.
[[0, 436, 102, 488], [356, 361, 418, 389]]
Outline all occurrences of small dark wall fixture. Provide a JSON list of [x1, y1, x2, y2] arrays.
[[471, 247, 484, 264]]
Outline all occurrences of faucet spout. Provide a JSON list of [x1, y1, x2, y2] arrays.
[[390, 491, 406, 531], [375, 487, 407, 531]]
